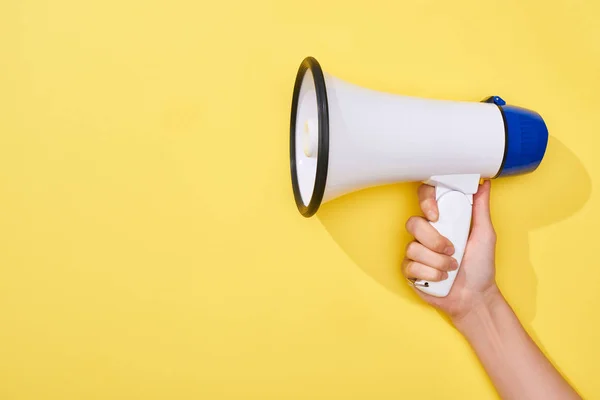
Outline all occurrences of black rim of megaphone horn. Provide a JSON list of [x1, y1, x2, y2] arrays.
[[290, 56, 330, 218]]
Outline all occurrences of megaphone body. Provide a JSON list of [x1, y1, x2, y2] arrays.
[[290, 57, 548, 297]]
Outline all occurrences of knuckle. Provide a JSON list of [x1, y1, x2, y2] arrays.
[[400, 261, 406, 277], [434, 236, 447, 252], [408, 262, 422, 278], [401, 259, 411, 275], [406, 241, 419, 257], [405, 216, 419, 232]]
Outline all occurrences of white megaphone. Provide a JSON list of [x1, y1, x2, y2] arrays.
[[289, 56, 548, 297]]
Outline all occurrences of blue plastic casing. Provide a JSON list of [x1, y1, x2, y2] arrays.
[[484, 96, 549, 177]]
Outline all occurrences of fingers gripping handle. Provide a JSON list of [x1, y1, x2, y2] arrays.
[[414, 185, 473, 297]]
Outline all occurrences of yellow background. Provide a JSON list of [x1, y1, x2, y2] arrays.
[[1, 0, 598, 398]]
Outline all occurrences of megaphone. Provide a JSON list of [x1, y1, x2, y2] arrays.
[[289, 56, 548, 298]]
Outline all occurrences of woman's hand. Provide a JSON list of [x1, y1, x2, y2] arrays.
[[402, 180, 582, 399], [402, 180, 500, 322]]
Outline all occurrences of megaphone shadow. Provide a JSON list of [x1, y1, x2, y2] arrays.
[[317, 137, 591, 327]]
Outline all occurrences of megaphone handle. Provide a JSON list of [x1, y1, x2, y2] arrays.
[[413, 185, 473, 297]]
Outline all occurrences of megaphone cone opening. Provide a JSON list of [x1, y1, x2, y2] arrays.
[[290, 56, 329, 217]]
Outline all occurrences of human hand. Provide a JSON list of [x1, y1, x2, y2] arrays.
[[401, 180, 500, 322]]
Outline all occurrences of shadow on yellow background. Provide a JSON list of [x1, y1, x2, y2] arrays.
[[318, 137, 591, 328]]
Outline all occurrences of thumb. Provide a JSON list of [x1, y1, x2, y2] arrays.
[[471, 180, 494, 235]]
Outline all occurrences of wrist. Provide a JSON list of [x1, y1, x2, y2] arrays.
[[451, 284, 505, 334]]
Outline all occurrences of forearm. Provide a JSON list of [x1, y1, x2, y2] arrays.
[[453, 287, 580, 400]]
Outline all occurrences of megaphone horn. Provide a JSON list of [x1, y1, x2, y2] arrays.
[[289, 56, 548, 297]]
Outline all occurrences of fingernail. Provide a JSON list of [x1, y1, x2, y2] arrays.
[[444, 246, 454, 256], [427, 210, 437, 220], [451, 259, 459, 270], [442, 272, 448, 279]]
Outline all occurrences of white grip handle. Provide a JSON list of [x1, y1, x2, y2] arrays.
[[414, 185, 473, 297]]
